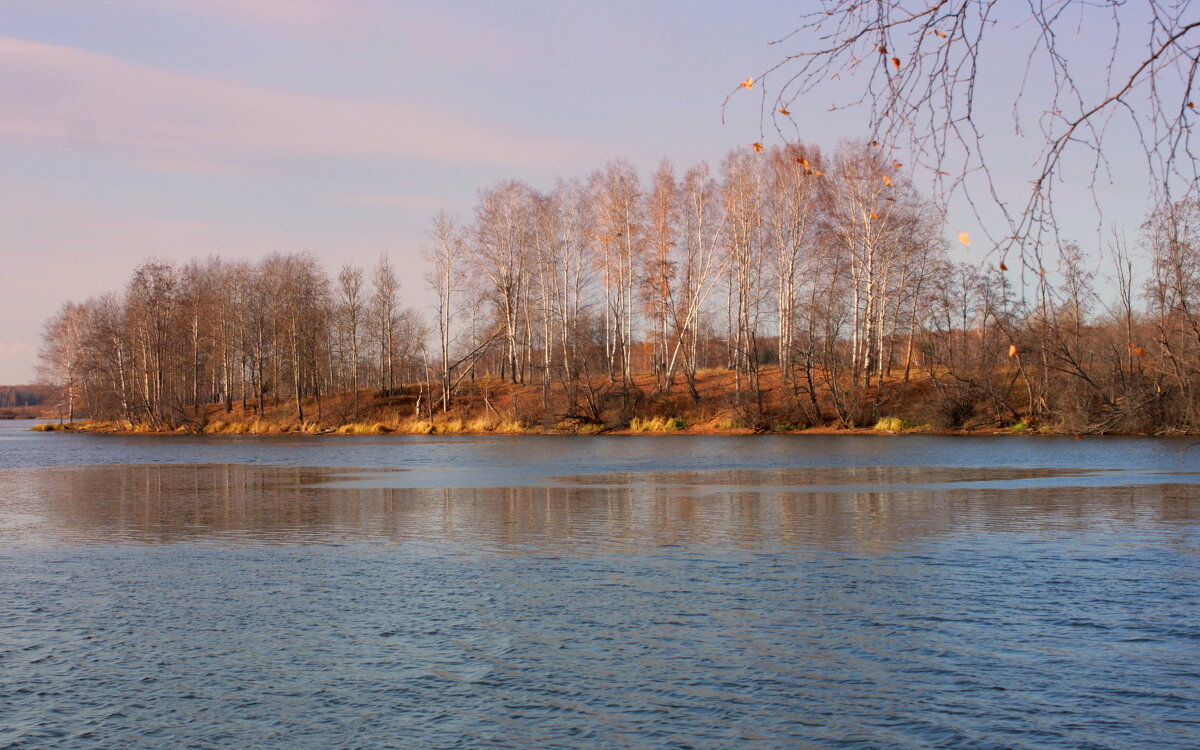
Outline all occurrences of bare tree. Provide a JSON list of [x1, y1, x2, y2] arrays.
[[372, 254, 400, 393], [732, 2, 1200, 260], [642, 160, 680, 391], [337, 263, 366, 416], [473, 181, 533, 384], [38, 302, 86, 423], [424, 211, 466, 411], [590, 160, 644, 387]]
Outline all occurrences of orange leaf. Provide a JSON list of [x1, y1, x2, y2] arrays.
[[891, 57, 901, 70], [778, 107, 791, 115], [878, 45, 888, 54], [751, 142, 763, 152], [813, 169, 823, 176], [870, 212, 880, 219], [958, 232, 970, 246], [1190, 102, 1196, 109], [1008, 344, 1018, 358], [935, 30, 947, 38], [740, 78, 754, 89], [999, 262, 1008, 271], [1130, 345, 1146, 357], [892, 161, 902, 168], [882, 175, 892, 187], [870, 140, 879, 147], [798, 157, 811, 169]]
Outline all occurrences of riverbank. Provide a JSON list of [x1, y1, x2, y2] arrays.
[[28, 416, 1078, 437], [32, 368, 1170, 437]]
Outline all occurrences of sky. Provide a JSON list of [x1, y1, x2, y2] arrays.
[[0, 0, 1165, 383]]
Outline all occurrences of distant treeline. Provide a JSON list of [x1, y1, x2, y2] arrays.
[[36, 141, 1200, 433], [0, 385, 47, 407]]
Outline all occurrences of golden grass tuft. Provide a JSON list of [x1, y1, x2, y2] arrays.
[[629, 416, 685, 432], [402, 420, 437, 435], [492, 419, 525, 433], [468, 416, 499, 432], [334, 422, 391, 435], [872, 416, 911, 432]]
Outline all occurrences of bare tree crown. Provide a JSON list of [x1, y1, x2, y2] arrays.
[[729, 1, 1200, 264]]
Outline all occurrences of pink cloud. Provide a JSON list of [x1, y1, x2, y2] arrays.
[[0, 340, 35, 384], [334, 192, 466, 212], [396, 6, 534, 73], [0, 37, 595, 173], [0, 341, 33, 358], [135, 0, 360, 28]]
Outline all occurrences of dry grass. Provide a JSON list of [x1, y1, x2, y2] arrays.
[[872, 416, 913, 432], [32, 420, 124, 433], [629, 416, 685, 432]]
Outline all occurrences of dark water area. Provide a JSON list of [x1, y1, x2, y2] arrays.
[[1, 421, 1198, 748]]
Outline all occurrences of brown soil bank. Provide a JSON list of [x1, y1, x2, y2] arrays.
[[31, 367, 1168, 436]]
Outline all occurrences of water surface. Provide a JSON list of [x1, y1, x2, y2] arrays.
[[1, 420, 1197, 748]]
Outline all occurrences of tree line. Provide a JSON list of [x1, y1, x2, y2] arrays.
[[37, 140, 1200, 433]]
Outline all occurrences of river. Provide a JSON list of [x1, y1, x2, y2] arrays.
[[1, 419, 1197, 748]]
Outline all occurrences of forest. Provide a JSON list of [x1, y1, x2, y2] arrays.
[[35, 140, 1200, 435]]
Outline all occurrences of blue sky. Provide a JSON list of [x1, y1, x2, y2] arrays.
[[0, 1, 1162, 383]]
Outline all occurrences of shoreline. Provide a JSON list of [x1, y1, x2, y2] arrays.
[[27, 420, 1175, 438]]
